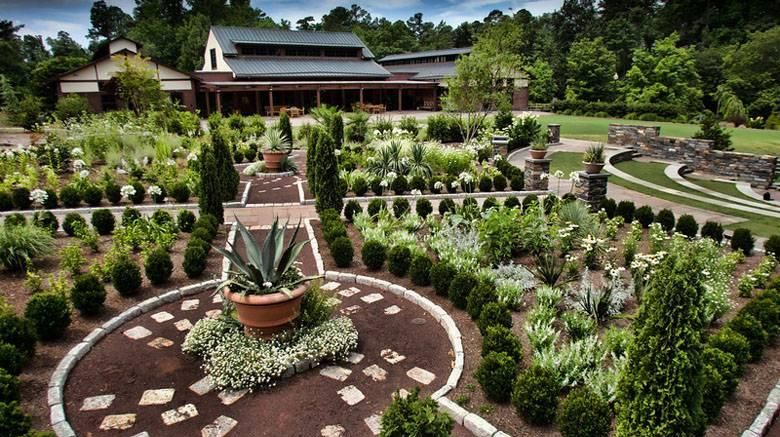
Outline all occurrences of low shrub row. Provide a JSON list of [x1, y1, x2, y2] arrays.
[[553, 100, 688, 121], [322, 209, 353, 268]]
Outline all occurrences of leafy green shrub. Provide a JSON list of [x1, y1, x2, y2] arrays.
[[482, 197, 498, 211], [121, 207, 142, 226], [438, 198, 455, 215], [654, 208, 675, 232], [361, 240, 386, 270], [151, 210, 174, 227], [675, 214, 698, 238], [177, 210, 196, 232], [415, 199, 432, 218], [144, 248, 173, 285], [55, 94, 89, 120], [392, 198, 410, 218], [343, 200, 362, 222], [430, 262, 456, 296], [0, 401, 32, 437], [388, 245, 411, 276], [512, 365, 559, 425], [0, 343, 24, 375], [183, 245, 207, 278], [742, 296, 779, 337], [195, 214, 219, 240], [391, 176, 408, 195], [11, 187, 31, 210], [0, 314, 36, 362], [129, 182, 145, 204], [41, 189, 58, 209], [322, 221, 347, 245], [82, 184, 102, 207], [475, 351, 517, 403], [493, 174, 507, 191], [511, 174, 524, 191], [616, 200, 635, 223], [62, 213, 85, 237], [169, 181, 191, 203], [462, 197, 478, 209], [764, 235, 780, 261], [60, 244, 85, 275], [701, 221, 724, 243], [477, 302, 512, 335], [70, 273, 106, 316], [561, 311, 597, 340], [728, 313, 768, 362], [448, 271, 478, 309], [703, 346, 739, 396], [0, 192, 12, 213], [522, 194, 538, 210], [104, 181, 121, 205], [557, 387, 612, 437], [409, 175, 426, 192], [351, 177, 368, 196], [466, 280, 498, 320], [478, 176, 493, 192], [708, 327, 750, 366], [367, 198, 386, 216], [0, 368, 19, 403], [3, 214, 25, 228], [331, 236, 354, 268], [0, 224, 54, 271], [701, 347, 739, 421], [482, 325, 523, 362], [634, 205, 654, 228], [59, 185, 81, 208], [32, 211, 58, 235], [370, 176, 384, 195], [112, 256, 143, 296], [731, 228, 754, 256], [599, 198, 616, 218], [380, 387, 453, 436], [409, 253, 432, 286], [504, 196, 520, 209], [24, 292, 70, 341], [191, 227, 212, 245], [90, 209, 115, 235]]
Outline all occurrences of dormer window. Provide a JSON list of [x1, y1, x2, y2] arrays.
[[210, 48, 217, 69]]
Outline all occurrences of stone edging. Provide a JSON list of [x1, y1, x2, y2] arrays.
[[48, 279, 222, 437], [743, 378, 780, 437], [251, 171, 295, 178], [304, 218, 325, 276], [300, 190, 551, 206]]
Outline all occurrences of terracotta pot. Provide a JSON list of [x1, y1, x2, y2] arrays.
[[583, 162, 605, 174], [529, 149, 547, 159], [262, 150, 287, 172], [223, 283, 307, 338]]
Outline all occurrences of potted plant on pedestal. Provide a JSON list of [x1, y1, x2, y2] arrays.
[[529, 134, 549, 159], [583, 143, 606, 174], [261, 127, 291, 172], [216, 217, 319, 337]]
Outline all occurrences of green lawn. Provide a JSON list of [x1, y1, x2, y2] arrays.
[[684, 177, 771, 205], [538, 114, 780, 157], [548, 151, 585, 176]]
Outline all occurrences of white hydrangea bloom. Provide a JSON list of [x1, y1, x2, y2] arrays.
[[120, 185, 136, 199], [148, 185, 163, 197], [29, 189, 48, 206], [71, 147, 84, 157], [187, 152, 198, 161]]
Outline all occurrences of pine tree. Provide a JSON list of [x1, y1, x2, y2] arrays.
[[314, 131, 343, 213], [330, 113, 344, 149], [211, 124, 239, 201], [693, 110, 732, 151], [306, 127, 320, 194], [616, 244, 707, 437], [278, 112, 293, 152], [198, 146, 224, 223]]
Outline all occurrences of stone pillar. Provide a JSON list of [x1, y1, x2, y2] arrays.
[[492, 135, 509, 158], [574, 171, 610, 210], [547, 124, 561, 145], [524, 157, 551, 191]]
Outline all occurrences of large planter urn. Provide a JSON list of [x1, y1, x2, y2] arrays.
[[223, 283, 308, 338], [583, 162, 605, 174], [529, 149, 547, 159], [262, 150, 287, 172]]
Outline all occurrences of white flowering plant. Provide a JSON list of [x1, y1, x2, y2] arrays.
[[29, 189, 48, 207], [120, 184, 136, 200]]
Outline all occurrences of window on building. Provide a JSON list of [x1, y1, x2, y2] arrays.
[[324, 47, 355, 57], [210, 48, 217, 69], [286, 46, 321, 57]]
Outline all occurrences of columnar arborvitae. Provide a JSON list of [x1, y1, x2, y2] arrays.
[[211, 125, 239, 201], [314, 132, 343, 213], [306, 127, 320, 194], [198, 146, 224, 223], [278, 112, 293, 152], [330, 114, 344, 149], [616, 245, 707, 437]]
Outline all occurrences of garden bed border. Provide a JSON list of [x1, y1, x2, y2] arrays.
[[299, 189, 552, 206], [743, 378, 780, 437]]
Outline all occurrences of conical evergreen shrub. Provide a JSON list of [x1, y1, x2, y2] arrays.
[[314, 132, 343, 213]]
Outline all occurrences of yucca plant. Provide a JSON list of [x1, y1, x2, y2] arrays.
[[216, 217, 319, 296], [532, 253, 576, 287], [583, 144, 605, 164], [261, 127, 291, 152], [407, 142, 432, 179]]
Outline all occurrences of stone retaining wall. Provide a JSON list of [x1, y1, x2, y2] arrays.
[[607, 124, 777, 187]]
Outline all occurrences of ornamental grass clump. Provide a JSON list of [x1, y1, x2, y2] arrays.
[[0, 224, 54, 272]]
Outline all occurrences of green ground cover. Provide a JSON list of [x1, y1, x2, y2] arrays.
[[538, 114, 780, 156], [547, 151, 585, 176]]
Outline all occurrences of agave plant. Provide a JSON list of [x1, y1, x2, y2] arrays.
[[216, 217, 319, 297], [261, 127, 291, 152]]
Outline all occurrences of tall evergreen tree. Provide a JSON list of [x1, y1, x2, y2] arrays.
[[278, 111, 293, 152], [314, 132, 342, 213], [616, 243, 707, 437], [330, 114, 344, 149], [198, 145, 224, 223], [306, 128, 320, 195], [211, 124, 240, 201]]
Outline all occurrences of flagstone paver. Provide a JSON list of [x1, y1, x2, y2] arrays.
[[151, 311, 175, 323], [360, 293, 384, 304], [406, 367, 436, 385], [363, 364, 388, 382], [147, 337, 175, 349], [181, 299, 200, 311], [138, 388, 175, 406], [99, 413, 136, 430], [320, 424, 346, 437], [218, 389, 248, 405], [364, 414, 382, 435], [174, 319, 193, 331], [340, 305, 360, 315], [337, 385, 365, 406], [338, 287, 361, 297], [130, 432, 150, 437], [123, 326, 152, 340], [384, 305, 401, 315], [189, 376, 216, 396], [80, 394, 115, 411], [205, 309, 222, 319], [346, 352, 365, 364], [321, 281, 340, 291], [201, 415, 238, 437], [212, 294, 223, 304], [380, 349, 406, 365], [320, 365, 352, 381], [161, 403, 199, 426]]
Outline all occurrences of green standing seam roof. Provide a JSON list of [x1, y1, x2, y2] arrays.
[[383, 62, 458, 80], [378, 47, 471, 63], [224, 57, 391, 78], [211, 26, 376, 58]]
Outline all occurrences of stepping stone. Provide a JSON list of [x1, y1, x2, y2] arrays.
[[148, 337, 174, 349], [124, 326, 152, 340], [406, 367, 436, 385], [139, 388, 175, 406], [362, 364, 388, 382], [346, 352, 364, 364], [320, 366, 352, 382], [380, 349, 406, 365], [80, 394, 115, 411], [364, 414, 382, 435], [384, 305, 401, 315], [181, 299, 200, 311], [338, 287, 361, 297], [189, 376, 216, 396], [205, 309, 222, 319], [321, 282, 341, 291], [201, 415, 238, 437], [218, 389, 248, 405], [337, 385, 365, 406], [271, 187, 280, 191], [340, 305, 360, 315], [99, 413, 136, 430], [175, 319, 193, 331], [320, 425, 346, 437], [151, 311, 174, 323], [212, 294, 223, 304], [131, 433, 150, 437], [360, 293, 384, 304], [161, 404, 199, 426], [258, 189, 267, 193]]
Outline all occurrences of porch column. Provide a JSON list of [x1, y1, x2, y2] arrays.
[[269, 89, 274, 115], [316, 88, 321, 107], [255, 90, 260, 114], [359, 88, 364, 105], [397, 88, 402, 111], [205, 90, 211, 116], [215, 91, 222, 114], [433, 87, 438, 110]]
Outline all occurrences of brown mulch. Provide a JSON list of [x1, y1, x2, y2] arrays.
[[2, 230, 227, 430]]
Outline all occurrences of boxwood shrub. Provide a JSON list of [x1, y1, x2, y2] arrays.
[[343, 200, 362, 222], [352, 177, 368, 196], [482, 325, 523, 363], [59, 185, 81, 208], [557, 387, 612, 437], [330, 236, 354, 268], [476, 302, 512, 335], [42, 189, 58, 209], [415, 198, 432, 218], [764, 235, 780, 261], [90, 209, 115, 235], [410, 176, 427, 192], [675, 214, 698, 238], [169, 181, 190, 203], [466, 280, 498, 320], [32, 211, 58, 235], [475, 351, 517, 403], [177, 210, 196, 232], [512, 365, 559, 425], [367, 198, 386, 216], [361, 240, 386, 270], [0, 401, 32, 437], [145, 248, 173, 285], [0, 314, 36, 362], [130, 182, 145, 204], [11, 187, 31, 210], [478, 176, 493, 192], [4, 214, 25, 227], [0, 368, 20, 403], [493, 174, 507, 191], [616, 200, 635, 223], [504, 196, 520, 209], [388, 245, 411, 277], [121, 207, 142, 226], [430, 262, 456, 296], [448, 271, 478, 309], [0, 192, 12, 211], [392, 198, 410, 218], [104, 182, 121, 205], [634, 205, 654, 228], [438, 198, 455, 215], [707, 327, 751, 367], [380, 387, 453, 436], [391, 176, 408, 195], [510, 174, 524, 191], [654, 208, 675, 232], [183, 245, 208, 278], [62, 213, 86, 236], [599, 198, 617, 218], [731, 228, 754, 256], [112, 256, 143, 296], [0, 343, 24, 375], [701, 221, 724, 243], [24, 292, 70, 341], [409, 253, 432, 286], [728, 313, 768, 362], [82, 184, 103, 207]]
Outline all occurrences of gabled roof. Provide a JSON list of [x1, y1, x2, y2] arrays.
[[383, 62, 458, 81], [378, 47, 471, 63], [211, 26, 375, 59], [224, 57, 391, 79]]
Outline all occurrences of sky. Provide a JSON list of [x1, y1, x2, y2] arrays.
[[1, 0, 563, 47]]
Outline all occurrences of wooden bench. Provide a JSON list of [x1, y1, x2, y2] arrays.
[[418, 100, 436, 111], [265, 105, 284, 116]]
